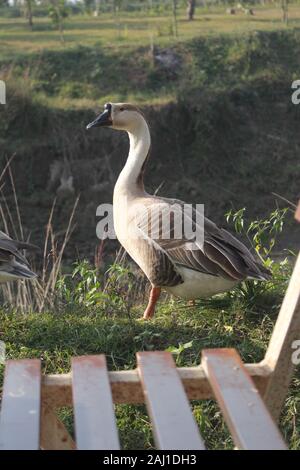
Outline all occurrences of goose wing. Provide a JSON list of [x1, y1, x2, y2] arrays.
[[135, 197, 271, 284]]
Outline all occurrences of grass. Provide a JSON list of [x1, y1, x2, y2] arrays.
[[0, 288, 299, 449], [2, 8, 300, 111], [1, 6, 300, 54]]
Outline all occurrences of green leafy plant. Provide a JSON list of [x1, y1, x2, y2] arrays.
[[59, 260, 103, 307], [225, 207, 288, 264], [225, 207, 292, 306], [166, 340, 194, 365], [56, 259, 136, 315], [104, 262, 136, 315], [134, 330, 163, 351]]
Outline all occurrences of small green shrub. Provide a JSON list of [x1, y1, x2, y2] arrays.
[[56, 260, 103, 307], [226, 207, 288, 262], [56, 259, 136, 316], [225, 207, 292, 306]]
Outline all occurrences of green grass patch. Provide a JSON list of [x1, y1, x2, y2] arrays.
[[2, 6, 300, 54], [0, 287, 299, 449]]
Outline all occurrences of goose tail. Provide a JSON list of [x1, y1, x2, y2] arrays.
[[11, 261, 37, 279], [0, 260, 37, 282], [247, 262, 272, 281]]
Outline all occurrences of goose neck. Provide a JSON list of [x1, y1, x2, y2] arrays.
[[115, 118, 151, 194]]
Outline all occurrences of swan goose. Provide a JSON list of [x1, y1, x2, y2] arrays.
[[87, 103, 271, 319], [0, 231, 37, 283]]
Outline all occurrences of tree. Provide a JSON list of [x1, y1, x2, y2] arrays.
[[48, 0, 69, 43], [281, 0, 288, 25], [94, 0, 101, 16], [83, 0, 94, 15], [25, 0, 34, 30], [172, 0, 178, 37], [0, 0, 9, 7], [187, 0, 196, 21]]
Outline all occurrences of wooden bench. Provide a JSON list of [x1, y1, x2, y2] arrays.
[[0, 347, 288, 450], [1, 214, 299, 450]]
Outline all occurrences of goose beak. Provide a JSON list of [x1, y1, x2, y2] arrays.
[[86, 109, 112, 130]]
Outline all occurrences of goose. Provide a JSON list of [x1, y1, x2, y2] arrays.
[[0, 231, 37, 283], [87, 103, 271, 319]]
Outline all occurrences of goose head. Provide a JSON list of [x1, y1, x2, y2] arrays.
[[86, 102, 144, 132]]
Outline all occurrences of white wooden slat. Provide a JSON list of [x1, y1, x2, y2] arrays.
[[264, 204, 300, 419], [264, 251, 300, 420], [72, 355, 120, 450], [137, 351, 205, 450], [0, 359, 41, 450], [202, 348, 287, 450]]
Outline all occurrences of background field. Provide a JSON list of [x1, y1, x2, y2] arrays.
[[0, 2, 299, 449]]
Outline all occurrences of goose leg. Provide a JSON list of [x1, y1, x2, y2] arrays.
[[143, 286, 161, 320]]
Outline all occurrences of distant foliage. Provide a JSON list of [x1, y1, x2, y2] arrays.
[[48, 0, 69, 42], [48, 0, 69, 23], [82, 0, 95, 14]]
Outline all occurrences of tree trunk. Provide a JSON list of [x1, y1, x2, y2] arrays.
[[172, 0, 178, 37], [94, 0, 100, 17], [187, 0, 196, 21], [26, 0, 33, 30], [282, 0, 288, 25], [58, 18, 65, 43]]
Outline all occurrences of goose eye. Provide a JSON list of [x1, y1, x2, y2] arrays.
[[120, 107, 125, 112]]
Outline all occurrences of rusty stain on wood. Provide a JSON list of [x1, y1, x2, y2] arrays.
[[295, 201, 300, 222]]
